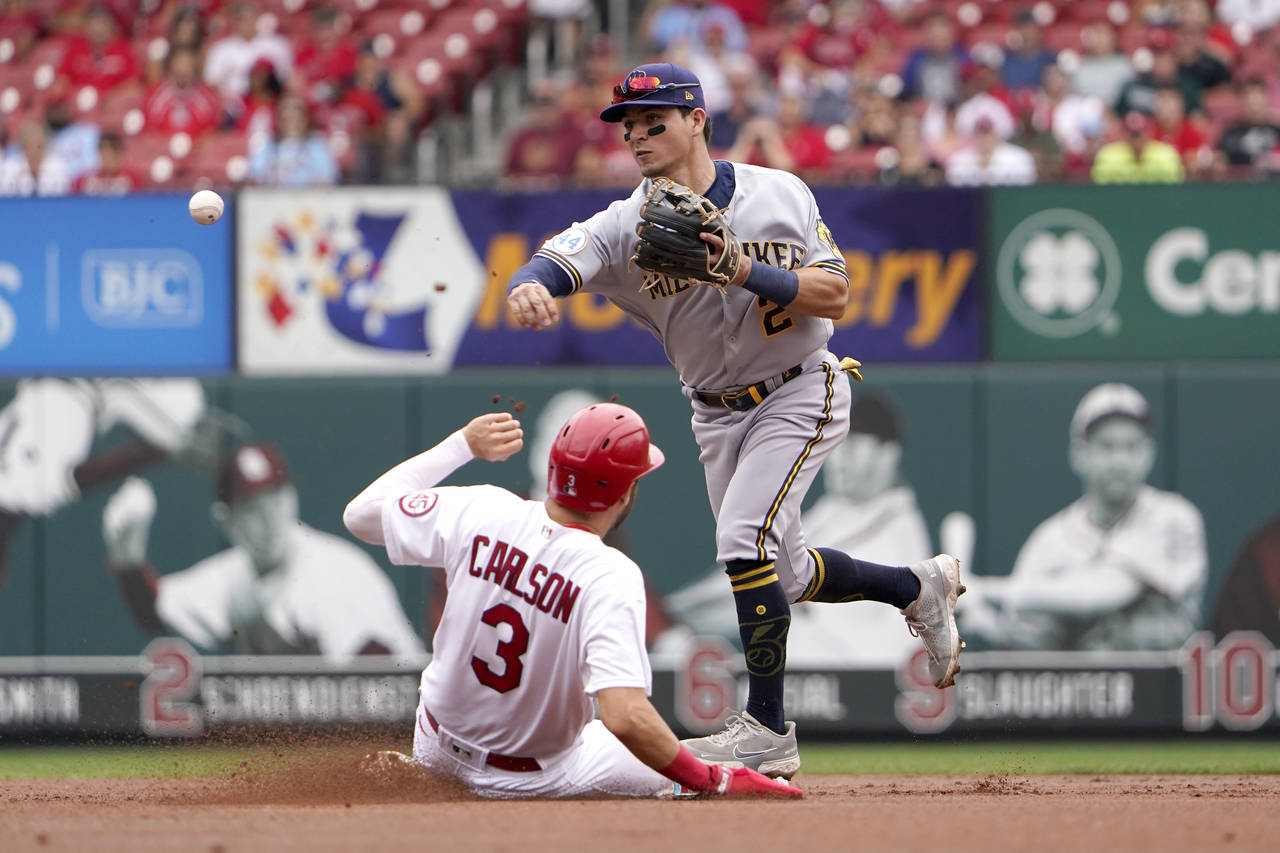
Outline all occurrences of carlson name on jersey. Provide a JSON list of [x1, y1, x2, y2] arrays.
[[468, 534, 581, 624]]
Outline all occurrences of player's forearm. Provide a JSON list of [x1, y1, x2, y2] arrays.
[[596, 687, 681, 770], [343, 430, 474, 544], [786, 267, 850, 319]]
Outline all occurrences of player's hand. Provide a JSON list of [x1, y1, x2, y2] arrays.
[[463, 412, 524, 462], [508, 282, 560, 330], [102, 476, 157, 567], [713, 765, 803, 798], [699, 233, 751, 287]]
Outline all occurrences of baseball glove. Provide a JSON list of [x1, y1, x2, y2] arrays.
[[632, 178, 742, 290]]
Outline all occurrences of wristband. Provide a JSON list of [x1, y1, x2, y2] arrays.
[[658, 744, 720, 792], [741, 262, 799, 306]]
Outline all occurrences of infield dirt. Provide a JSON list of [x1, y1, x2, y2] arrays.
[[2, 746, 1277, 852]]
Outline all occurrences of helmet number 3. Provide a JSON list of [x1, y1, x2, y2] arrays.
[[471, 604, 529, 694]]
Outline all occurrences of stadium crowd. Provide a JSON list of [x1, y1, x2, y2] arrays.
[[1, 0, 1279, 194]]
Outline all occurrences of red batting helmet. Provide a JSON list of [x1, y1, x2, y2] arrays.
[[548, 403, 665, 511]]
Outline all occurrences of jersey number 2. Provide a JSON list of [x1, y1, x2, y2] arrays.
[[756, 296, 794, 337], [471, 603, 529, 694]]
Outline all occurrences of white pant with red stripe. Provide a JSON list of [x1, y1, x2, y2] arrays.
[[411, 706, 671, 799]]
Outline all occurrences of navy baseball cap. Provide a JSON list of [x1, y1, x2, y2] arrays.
[[599, 62, 705, 122]]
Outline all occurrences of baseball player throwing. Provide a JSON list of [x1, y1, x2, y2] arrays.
[[343, 404, 799, 799], [507, 63, 964, 777]]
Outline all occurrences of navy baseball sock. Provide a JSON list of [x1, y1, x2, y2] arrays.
[[725, 559, 790, 735], [797, 547, 921, 609]]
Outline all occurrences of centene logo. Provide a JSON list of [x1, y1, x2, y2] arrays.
[[996, 209, 1123, 339], [81, 249, 203, 328], [1145, 228, 1280, 316]]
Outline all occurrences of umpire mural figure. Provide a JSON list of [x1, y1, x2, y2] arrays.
[[505, 61, 964, 777]]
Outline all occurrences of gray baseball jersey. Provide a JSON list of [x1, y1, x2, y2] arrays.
[[518, 161, 853, 586], [531, 161, 848, 393]]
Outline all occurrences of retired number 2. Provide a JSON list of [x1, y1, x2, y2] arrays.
[[471, 603, 529, 694]]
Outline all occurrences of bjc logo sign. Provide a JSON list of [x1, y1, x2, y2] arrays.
[[82, 249, 204, 327]]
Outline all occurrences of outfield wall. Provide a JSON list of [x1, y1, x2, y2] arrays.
[[1, 184, 1277, 737]]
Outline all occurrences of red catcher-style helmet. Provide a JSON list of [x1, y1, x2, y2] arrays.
[[548, 403, 665, 511]]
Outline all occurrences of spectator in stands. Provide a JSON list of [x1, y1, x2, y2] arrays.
[[54, 3, 137, 103], [204, 2, 293, 100], [923, 100, 968, 163], [1072, 22, 1135, 108], [1002, 7, 1057, 93], [952, 57, 1017, 139], [1035, 64, 1107, 161], [1176, 0, 1236, 66], [0, 0, 42, 61], [788, 0, 891, 73], [877, 113, 943, 186], [944, 116, 1037, 185], [1216, 78, 1280, 168], [145, 46, 223, 137], [849, 86, 900, 149], [293, 5, 359, 106], [147, 5, 206, 86], [677, 22, 754, 114], [1011, 90, 1064, 183], [502, 79, 580, 188], [72, 132, 140, 195], [0, 119, 71, 196], [1115, 31, 1201, 115], [644, 0, 748, 54], [1150, 85, 1208, 170], [343, 47, 424, 185], [247, 95, 338, 188], [237, 58, 283, 144], [1172, 14, 1233, 96], [1216, 0, 1280, 30], [900, 10, 967, 104], [1092, 110, 1186, 183], [45, 96, 101, 183], [708, 64, 766, 153], [774, 93, 835, 176]]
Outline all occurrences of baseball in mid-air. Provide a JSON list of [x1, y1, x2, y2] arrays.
[[188, 190, 224, 225]]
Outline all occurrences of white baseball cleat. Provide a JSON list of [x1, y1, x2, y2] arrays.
[[901, 554, 966, 689], [680, 711, 801, 780]]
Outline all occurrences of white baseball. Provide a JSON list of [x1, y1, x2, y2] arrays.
[[189, 189, 224, 225]]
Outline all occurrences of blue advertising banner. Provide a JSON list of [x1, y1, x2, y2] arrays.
[[450, 185, 981, 367], [0, 195, 233, 374]]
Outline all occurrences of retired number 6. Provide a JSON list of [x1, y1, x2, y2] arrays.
[[471, 604, 530, 694]]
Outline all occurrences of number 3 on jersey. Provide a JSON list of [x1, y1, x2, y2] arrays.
[[471, 604, 529, 693], [756, 295, 793, 337]]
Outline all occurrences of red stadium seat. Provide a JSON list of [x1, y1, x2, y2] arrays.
[[185, 131, 250, 188]]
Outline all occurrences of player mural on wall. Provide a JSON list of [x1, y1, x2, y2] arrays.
[[506, 62, 964, 777], [344, 404, 799, 799], [102, 442, 424, 659], [960, 383, 1208, 651], [0, 378, 228, 590]]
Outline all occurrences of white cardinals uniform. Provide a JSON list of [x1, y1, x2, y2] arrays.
[[157, 523, 424, 659], [380, 483, 669, 798], [1007, 484, 1207, 650]]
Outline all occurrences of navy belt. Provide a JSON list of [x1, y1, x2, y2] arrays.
[[694, 364, 804, 411]]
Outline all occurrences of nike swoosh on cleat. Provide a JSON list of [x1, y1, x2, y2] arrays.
[[732, 746, 772, 759]]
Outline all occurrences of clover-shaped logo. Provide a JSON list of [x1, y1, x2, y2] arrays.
[[1018, 231, 1100, 316], [996, 209, 1122, 339]]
